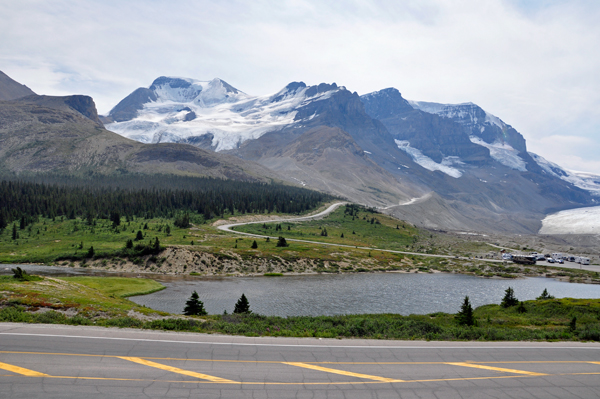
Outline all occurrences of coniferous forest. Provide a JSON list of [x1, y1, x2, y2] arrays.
[[0, 174, 332, 230]]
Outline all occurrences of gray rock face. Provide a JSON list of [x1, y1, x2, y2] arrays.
[[14, 94, 103, 126], [410, 101, 527, 153], [109, 88, 157, 122], [0, 71, 36, 101], [361, 89, 490, 164]]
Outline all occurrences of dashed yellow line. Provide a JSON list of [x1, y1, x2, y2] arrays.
[[0, 362, 49, 377], [118, 357, 237, 383], [446, 362, 547, 376], [283, 362, 403, 382]]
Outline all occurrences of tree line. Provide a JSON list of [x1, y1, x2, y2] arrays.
[[0, 175, 331, 229]]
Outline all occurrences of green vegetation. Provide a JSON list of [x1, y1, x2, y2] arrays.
[[1, 273, 599, 341], [0, 275, 168, 324], [60, 276, 165, 298], [235, 204, 420, 251], [183, 291, 207, 316], [233, 293, 251, 314]]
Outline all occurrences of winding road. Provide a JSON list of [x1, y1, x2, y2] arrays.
[[217, 201, 504, 263]]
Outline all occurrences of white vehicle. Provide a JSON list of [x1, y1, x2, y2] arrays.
[[578, 257, 590, 265], [551, 253, 563, 260]]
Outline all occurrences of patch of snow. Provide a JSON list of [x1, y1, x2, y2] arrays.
[[539, 205, 600, 234], [363, 150, 372, 154], [530, 153, 600, 196], [106, 79, 342, 152], [470, 136, 527, 171], [395, 140, 463, 178]]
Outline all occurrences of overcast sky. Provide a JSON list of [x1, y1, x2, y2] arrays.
[[2, 0, 599, 174]]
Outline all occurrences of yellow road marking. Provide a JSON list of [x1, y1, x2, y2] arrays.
[[283, 362, 403, 382], [588, 362, 600, 365], [446, 362, 547, 376], [118, 356, 237, 383], [0, 361, 49, 377]]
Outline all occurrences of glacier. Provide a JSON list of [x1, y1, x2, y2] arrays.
[[105, 77, 341, 152], [469, 136, 527, 171], [395, 140, 463, 178]]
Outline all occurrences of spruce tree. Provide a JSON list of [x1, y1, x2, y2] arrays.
[[251, 240, 258, 249], [135, 230, 143, 241], [183, 291, 207, 316], [537, 288, 554, 300], [233, 293, 251, 314], [456, 296, 475, 326], [12, 223, 18, 240], [501, 287, 519, 308], [86, 246, 95, 258], [276, 236, 288, 247]]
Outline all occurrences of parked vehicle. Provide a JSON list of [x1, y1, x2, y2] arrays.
[[513, 255, 536, 265], [578, 257, 590, 265], [555, 258, 564, 264], [547, 258, 555, 263]]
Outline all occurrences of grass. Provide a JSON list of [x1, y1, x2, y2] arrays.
[[1, 273, 599, 341], [59, 276, 165, 298], [0, 275, 168, 319], [1, 204, 598, 283]]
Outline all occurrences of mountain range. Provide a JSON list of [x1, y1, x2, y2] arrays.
[[2, 71, 599, 233]]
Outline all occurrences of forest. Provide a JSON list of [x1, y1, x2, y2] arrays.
[[0, 174, 332, 230]]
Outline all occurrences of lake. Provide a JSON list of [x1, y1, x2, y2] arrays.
[[4, 265, 599, 317]]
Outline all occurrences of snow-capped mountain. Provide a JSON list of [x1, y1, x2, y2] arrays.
[[104, 77, 343, 152], [102, 77, 597, 233], [530, 152, 600, 196]]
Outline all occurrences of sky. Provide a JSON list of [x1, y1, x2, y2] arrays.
[[2, 0, 599, 175]]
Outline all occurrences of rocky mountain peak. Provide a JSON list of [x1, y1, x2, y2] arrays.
[[0, 70, 36, 101]]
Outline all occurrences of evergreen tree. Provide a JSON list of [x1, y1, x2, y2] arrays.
[[276, 236, 289, 247], [86, 246, 95, 258], [125, 239, 133, 249], [135, 230, 144, 241], [537, 288, 554, 300], [251, 240, 258, 249], [12, 223, 18, 240], [183, 291, 207, 316], [501, 287, 519, 308], [233, 293, 251, 314], [340, 232, 344, 238], [456, 296, 475, 326], [165, 225, 171, 236], [153, 237, 160, 252], [516, 301, 527, 313], [110, 211, 121, 228], [569, 316, 577, 331]]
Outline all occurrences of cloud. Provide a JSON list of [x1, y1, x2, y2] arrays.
[[1, 0, 599, 173]]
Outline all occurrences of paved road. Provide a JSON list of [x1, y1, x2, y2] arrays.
[[217, 202, 506, 264], [218, 203, 600, 273], [1, 323, 600, 398]]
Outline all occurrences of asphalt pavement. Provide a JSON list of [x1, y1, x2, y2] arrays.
[[1, 323, 600, 398]]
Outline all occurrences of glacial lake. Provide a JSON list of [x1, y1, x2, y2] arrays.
[[4, 264, 600, 316]]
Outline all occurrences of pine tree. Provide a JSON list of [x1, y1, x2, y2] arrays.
[[516, 301, 527, 313], [537, 288, 554, 300], [86, 246, 95, 258], [456, 296, 475, 326], [125, 239, 133, 249], [276, 236, 288, 247], [183, 291, 207, 316], [233, 293, 251, 314], [12, 223, 18, 240], [501, 287, 519, 308], [135, 230, 143, 241], [251, 240, 258, 249]]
